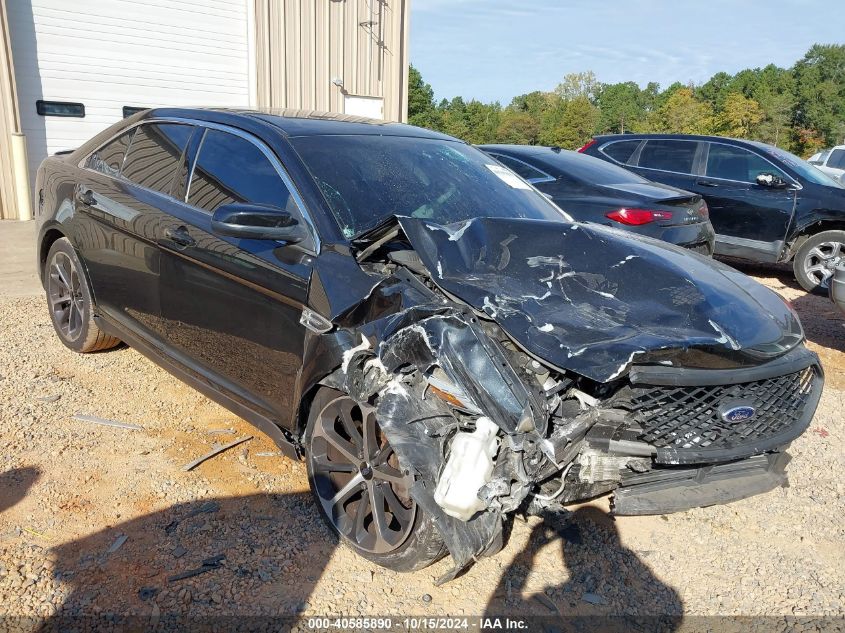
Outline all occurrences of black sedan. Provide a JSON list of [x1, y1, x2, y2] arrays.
[[478, 144, 715, 255], [36, 109, 821, 579]]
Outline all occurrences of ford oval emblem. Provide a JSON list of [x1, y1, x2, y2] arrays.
[[720, 405, 756, 423]]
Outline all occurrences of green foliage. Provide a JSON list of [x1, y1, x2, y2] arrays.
[[410, 44, 845, 156]]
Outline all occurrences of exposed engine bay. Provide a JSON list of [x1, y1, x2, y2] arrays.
[[308, 216, 823, 583]]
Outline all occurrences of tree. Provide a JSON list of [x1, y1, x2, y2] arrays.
[[718, 92, 764, 138], [554, 71, 600, 103], [649, 88, 714, 134], [407, 65, 436, 128], [496, 110, 540, 144], [595, 81, 645, 133], [793, 44, 845, 148], [543, 96, 600, 149], [697, 71, 733, 110]]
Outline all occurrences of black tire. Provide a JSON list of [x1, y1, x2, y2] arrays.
[[303, 386, 446, 572], [792, 230, 845, 294], [44, 238, 121, 353]]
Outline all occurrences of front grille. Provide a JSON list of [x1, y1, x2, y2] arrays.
[[623, 366, 817, 460]]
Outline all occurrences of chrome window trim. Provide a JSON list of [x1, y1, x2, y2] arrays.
[[595, 139, 644, 167], [598, 138, 801, 189], [487, 152, 556, 184], [77, 117, 321, 253]]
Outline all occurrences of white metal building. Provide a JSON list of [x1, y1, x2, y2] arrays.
[[0, 0, 410, 220]]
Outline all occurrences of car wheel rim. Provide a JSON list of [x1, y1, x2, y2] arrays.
[[803, 241, 844, 289], [309, 395, 417, 554], [48, 252, 85, 342]]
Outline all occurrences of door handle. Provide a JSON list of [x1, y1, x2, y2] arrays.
[[695, 180, 720, 187], [164, 226, 196, 248], [76, 188, 97, 206]]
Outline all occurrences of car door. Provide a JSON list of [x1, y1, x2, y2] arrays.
[[74, 121, 195, 340], [157, 125, 314, 422], [697, 142, 798, 262]]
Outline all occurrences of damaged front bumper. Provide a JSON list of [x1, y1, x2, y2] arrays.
[[612, 452, 791, 516]]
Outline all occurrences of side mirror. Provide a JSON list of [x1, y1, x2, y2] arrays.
[[211, 203, 305, 243], [756, 173, 789, 188]]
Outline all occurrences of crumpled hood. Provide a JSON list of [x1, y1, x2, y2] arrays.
[[397, 216, 803, 382]]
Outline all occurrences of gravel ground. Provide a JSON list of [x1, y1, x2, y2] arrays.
[[0, 261, 843, 623]]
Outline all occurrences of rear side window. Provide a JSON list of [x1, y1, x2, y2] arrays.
[[706, 144, 786, 183], [491, 154, 549, 181], [121, 123, 194, 195], [86, 130, 135, 177], [637, 140, 698, 174], [828, 149, 845, 170], [601, 140, 640, 164], [188, 129, 297, 215]]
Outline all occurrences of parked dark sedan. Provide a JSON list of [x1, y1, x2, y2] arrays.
[[580, 133, 845, 292], [36, 109, 822, 580], [478, 144, 715, 254]]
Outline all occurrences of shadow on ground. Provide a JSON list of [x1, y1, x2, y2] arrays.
[[485, 507, 682, 628], [41, 492, 336, 627], [0, 467, 41, 514]]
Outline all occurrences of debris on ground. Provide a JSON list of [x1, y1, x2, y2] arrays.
[[35, 395, 61, 403], [181, 436, 252, 472], [106, 534, 128, 554], [71, 413, 144, 431], [167, 554, 226, 583]]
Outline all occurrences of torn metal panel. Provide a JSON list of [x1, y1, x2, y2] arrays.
[[397, 216, 804, 382], [376, 314, 548, 435], [376, 378, 504, 575]]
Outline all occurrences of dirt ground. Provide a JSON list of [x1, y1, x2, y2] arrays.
[[0, 255, 843, 624]]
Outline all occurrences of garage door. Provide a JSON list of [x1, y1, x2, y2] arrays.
[[7, 0, 252, 191]]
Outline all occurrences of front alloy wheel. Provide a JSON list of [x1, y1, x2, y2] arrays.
[[309, 395, 416, 554], [304, 387, 445, 571]]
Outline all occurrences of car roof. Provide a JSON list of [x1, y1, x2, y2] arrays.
[[141, 107, 456, 140], [591, 133, 776, 151]]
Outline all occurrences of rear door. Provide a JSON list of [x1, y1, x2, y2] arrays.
[[158, 125, 314, 422], [629, 138, 704, 193], [74, 121, 195, 339], [698, 142, 797, 261]]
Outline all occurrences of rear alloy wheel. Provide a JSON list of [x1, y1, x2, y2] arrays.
[[793, 230, 845, 293], [304, 388, 445, 571], [45, 238, 120, 353]]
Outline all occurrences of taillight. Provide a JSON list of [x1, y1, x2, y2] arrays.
[[577, 139, 597, 153], [699, 200, 709, 219], [606, 208, 673, 225]]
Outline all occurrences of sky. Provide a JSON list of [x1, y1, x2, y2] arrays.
[[410, 0, 843, 104]]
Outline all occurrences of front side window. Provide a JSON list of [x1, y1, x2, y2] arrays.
[[188, 130, 296, 214], [491, 154, 549, 181], [706, 143, 787, 183], [121, 123, 194, 195], [85, 130, 135, 177], [601, 140, 640, 164], [828, 149, 845, 170], [637, 140, 699, 174], [289, 135, 567, 238]]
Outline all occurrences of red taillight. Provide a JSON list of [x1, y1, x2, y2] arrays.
[[577, 139, 597, 153], [699, 200, 709, 219], [606, 208, 673, 225]]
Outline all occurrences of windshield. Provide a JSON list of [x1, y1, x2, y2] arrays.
[[289, 135, 570, 238], [758, 145, 844, 188]]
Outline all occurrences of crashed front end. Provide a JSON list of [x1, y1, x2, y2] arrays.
[[312, 216, 823, 581]]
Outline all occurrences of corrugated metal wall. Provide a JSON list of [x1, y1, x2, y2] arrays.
[[0, 0, 21, 220], [254, 0, 409, 122]]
